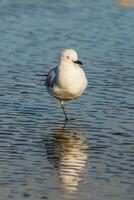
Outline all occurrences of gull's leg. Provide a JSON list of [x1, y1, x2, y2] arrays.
[[60, 100, 68, 120]]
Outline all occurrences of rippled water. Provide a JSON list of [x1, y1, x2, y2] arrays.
[[0, 0, 134, 199]]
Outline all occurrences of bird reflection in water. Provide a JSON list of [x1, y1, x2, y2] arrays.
[[45, 122, 88, 193]]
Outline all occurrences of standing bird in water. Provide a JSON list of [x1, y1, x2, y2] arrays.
[[45, 49, 88, 120]]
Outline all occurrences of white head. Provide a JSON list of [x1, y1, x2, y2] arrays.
[[60, 49, 83, 65]]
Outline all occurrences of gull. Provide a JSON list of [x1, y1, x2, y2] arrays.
[[45, 49, 88, 120]]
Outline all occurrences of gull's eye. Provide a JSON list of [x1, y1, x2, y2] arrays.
[[66, 56, 69, 59]]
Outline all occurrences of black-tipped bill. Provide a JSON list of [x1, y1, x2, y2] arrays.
[[73, 60, 83, 65]]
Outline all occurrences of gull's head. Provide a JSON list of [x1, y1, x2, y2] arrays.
[[60, 49, 83, 65]]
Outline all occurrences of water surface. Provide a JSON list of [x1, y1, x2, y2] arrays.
[[0, 0, 134, 199]]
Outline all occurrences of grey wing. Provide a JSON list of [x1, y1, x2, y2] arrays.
[[45, 67, 58, 88]]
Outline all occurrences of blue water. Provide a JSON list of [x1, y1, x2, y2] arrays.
[[0, 0, 134, 199]]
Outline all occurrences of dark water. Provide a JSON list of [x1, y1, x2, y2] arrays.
[[0, 0, 134, 199]]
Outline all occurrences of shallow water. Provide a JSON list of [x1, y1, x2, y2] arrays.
[[0, 0, 134, 199]]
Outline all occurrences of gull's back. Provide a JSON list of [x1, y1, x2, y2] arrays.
[[45, 67, 58, 88]]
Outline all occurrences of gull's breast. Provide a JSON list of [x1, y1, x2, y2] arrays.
[[54, 65, 87, 99]]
